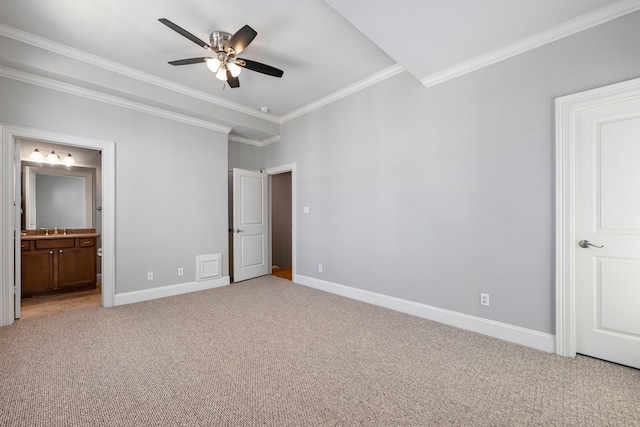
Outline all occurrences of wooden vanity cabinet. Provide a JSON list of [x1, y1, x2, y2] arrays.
[[58, 244, 96, 289], [21, 236, 97, 298], [21, 249, 56, 294]]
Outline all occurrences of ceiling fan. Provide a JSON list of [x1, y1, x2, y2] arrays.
[[159, 18, 283, 88]]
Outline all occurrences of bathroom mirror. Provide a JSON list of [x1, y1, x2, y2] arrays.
[[23, 163, 95, 230]]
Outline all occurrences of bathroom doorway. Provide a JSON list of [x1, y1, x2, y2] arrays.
[[17, 139, 103, 319], [1, 124, 115, 327]]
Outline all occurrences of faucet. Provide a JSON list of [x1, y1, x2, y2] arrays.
[[40, 228, 49, 236], [54, 227, 59, 235]]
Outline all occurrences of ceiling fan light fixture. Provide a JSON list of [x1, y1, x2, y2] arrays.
[[206, 58, 221, 73], [216, 67, 228, 81], [228, 61, 242, 77], [161, 19, 284, 89]]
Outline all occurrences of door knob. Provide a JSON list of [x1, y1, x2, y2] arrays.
[[233, 229, 244, 233], [579, 240, 604, 249]]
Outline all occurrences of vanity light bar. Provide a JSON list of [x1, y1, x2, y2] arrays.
[[29, 148, 75, 165]]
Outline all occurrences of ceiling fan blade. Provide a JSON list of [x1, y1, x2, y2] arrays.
[[227, 70, 240, 88], [159, 18, 210, 49], [227, 25, 257, 55], [237, 58, 283, 78], [168, 57, 209, 66]]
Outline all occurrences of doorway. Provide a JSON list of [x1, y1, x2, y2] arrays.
[[271, 171, 292, 280], [0, 124, 115, 327], [556, 77, 640, 369], [228, 164, 296, 283], [18, 140, 103, 319], [266, 163, 296, 282]]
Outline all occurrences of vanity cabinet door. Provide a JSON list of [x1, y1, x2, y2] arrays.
[[22, 250, 56, 294], [58, 247, 96, 288]]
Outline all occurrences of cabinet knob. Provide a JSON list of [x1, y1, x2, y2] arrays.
[[49, 251, 53, 254], [59, 249, 62, 253]]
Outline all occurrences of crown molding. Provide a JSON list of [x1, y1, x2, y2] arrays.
[[420, 0, 640, 89], [280, 64, 405, 123], [228, 134, 280, 147], [0, 23, 280, 124], [228, 135, 262, 147], [0, 66, 232, 134], [261, 135, 281, 146], [3, 1, 638, 129], [0, 22, 404, 127]]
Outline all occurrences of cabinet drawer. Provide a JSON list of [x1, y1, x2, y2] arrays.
[[35, 239, 75, 250], [79, 238, 95, 247]]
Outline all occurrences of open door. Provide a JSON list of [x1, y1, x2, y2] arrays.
[[13, 140, 21, 319], [574, 93, 640, 369], [232, 168, 269, 282], [557, 79, 640, 368]]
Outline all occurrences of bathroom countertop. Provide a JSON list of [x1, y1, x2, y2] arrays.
[[21, 232, 100, 240], [20, 228, 100, 240]]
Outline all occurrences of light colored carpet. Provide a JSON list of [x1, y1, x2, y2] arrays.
[[1, 275, 638, 426]]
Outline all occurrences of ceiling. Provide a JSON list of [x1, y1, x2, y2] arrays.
[[0, 0, 633, 119]]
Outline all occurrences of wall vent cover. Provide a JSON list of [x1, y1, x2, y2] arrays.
[[196, 254, 222, 281]]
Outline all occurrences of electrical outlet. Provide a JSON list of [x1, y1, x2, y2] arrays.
[[178, 268, 184, 276], [480, 293, 490, 306], [147, 271, 153, 281], [318, 264, 323, 273]]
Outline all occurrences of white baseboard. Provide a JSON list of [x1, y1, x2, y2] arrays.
[[295, 274, 555, 353], [113, 276, 230, 306]]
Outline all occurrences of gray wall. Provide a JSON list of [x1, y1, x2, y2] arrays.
[[263, 11, 640, 334], [228, 140, 262, 171], [0, 77, 229, 294]]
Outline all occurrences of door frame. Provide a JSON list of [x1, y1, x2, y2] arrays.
[[265, 163, 297, 282], [1, 124, 116, 326], [555, 76, 640, 357]]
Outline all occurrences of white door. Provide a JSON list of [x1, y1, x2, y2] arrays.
[[575, 96, 640, 369], [232, 168, 268, 282], [13, 143, 21, 319]]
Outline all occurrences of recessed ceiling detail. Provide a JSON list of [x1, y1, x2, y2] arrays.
[[0, 0, 637, 133]]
